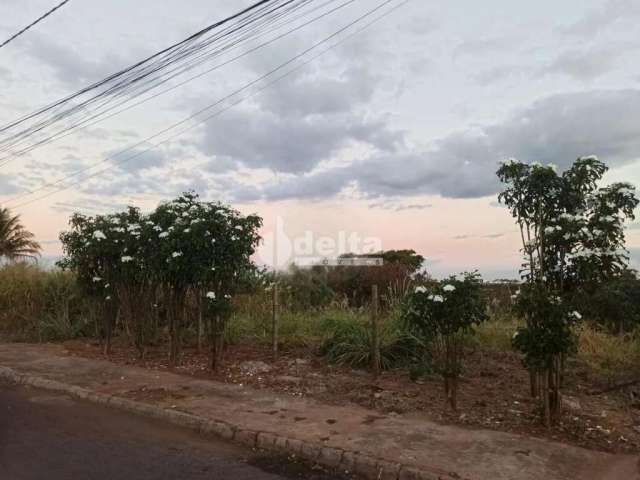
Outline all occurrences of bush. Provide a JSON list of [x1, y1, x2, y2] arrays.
[[403, 272, 487, 409], [577, 272, 640, 335]]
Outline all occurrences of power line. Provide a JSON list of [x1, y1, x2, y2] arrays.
[[0, 0, 350, 167], [0, 0, 72, 50], [0, 0, 290, 145], [5, 0, 407, 210]]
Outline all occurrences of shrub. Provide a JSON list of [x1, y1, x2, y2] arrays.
[[402, 272, 487, 409]]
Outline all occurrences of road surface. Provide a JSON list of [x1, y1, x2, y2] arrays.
[[0, 380, 352, 480]]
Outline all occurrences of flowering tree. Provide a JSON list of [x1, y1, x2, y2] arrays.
[[146, 192, 261, 367], [402, 272, 487, 410], [497, 156, 639, 425], [59, 207, 154, 355], [59, 192, 262, 367]]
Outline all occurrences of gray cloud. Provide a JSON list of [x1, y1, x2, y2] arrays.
[[453, 232, 508, 240], [257, 66, 377, 118], [541, 47, 620, 81], [0, 173, 20, 195], [21, 35, 131, 89], [561, 0, 640, 37], [238, 88, 640, 202], [197, 41, 404, 174], [368, 201, 432, 211], [200, 108, 402, 174]]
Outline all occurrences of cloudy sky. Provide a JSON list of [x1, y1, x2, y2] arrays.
[[1, 0, 640, 279]]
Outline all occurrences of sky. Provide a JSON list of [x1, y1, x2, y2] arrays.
[[1, 0, 640, 279]]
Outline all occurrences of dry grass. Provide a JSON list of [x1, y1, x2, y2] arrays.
[[576, 323, 640, 382]]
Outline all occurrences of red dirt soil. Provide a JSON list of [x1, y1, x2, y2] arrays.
[[61, 338, 640, 454]]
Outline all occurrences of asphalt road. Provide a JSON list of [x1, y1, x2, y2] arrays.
[[0, 381, 351, 480]]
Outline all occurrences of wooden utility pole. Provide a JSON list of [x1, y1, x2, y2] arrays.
[[272, 282, 279, 361], [370, 284, 380, 376]]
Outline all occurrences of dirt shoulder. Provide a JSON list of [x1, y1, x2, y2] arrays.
[[62, 338, 640, 455]]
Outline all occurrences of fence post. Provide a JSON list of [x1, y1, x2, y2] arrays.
[[371, 284, 380, 376], [197, 292, 204, 353], [272, 282, 279, 361]]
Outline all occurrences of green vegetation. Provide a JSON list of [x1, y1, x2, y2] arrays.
[[0, 263, 96, 341], [0, 207, 41, 261]]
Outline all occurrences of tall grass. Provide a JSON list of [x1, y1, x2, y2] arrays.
[[0, 263, 96, 341], [576, 324, 640, 382], [470, 313, 522, 352]]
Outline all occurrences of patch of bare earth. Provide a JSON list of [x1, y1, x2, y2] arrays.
[[61, 338, 640, 454]]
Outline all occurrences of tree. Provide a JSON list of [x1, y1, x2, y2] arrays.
[[58, 192, 262, 367], [402, 272, 487, 410], [146, 192, 261, 368], [0, 207, 41, 261], [497, 156, 639, 425]]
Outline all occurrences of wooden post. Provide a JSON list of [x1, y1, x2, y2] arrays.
[[371, 284, 380, 376], [197, 292, 204, 353], [272, 282, 279, 361]]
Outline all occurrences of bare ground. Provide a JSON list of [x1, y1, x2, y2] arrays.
[[61, 337, 640, 455]]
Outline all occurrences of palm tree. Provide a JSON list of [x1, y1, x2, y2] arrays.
[[0, 207, 41, 261]]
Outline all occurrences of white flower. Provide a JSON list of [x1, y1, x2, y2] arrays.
[[512, 331, 519, 340], [547, 163, 558, 172], [428, 294, 444, 303], [414, 286, 427, 293], [171, 251, 183, 258], [183, 228, 191, 233], [442, 284, 456, 292], [544, 226, 555, 234], [104, 283, 110, 288], [93, 230, 106, 240], [234, 225, 243, 230], [153, 225, 162, 232], [570, 310, 582, 320], [206, 291, 216, 299], [105, 295, 112, 301], [92, 276, 101, 282], [158, 231, 169, 238], [121, 256, 133, 263]]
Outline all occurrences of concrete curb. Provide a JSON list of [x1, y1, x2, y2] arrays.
[[0, 366, 465, 480]]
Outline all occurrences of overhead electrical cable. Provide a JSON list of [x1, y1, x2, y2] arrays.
[[0, 0, 72, 50], [5, 0, 408, 210], [0, 0, 305, 153], [0, 0, 353, 166]]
